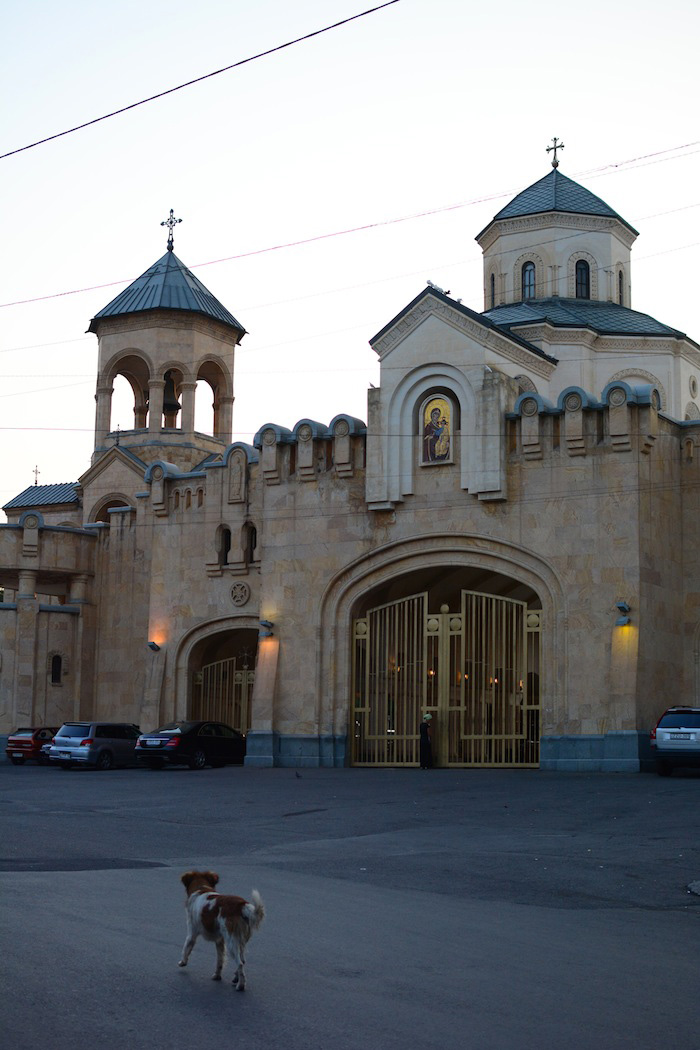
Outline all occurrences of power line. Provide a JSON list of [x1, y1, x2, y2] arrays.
[[2, 139, 698, 312], [0, 2, 403, 161]]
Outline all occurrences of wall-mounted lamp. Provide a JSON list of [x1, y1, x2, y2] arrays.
[[148, 641, 161, 651], [615, 601, 631, 627], [259, 619, 274, 638]]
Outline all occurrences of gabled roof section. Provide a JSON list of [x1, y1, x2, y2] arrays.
[[483, 298, 695, 343], [89, 252, 246, 334], [370, 285, 557, 364], [477, 170, 638, 239], [3, 482, 79, 512]]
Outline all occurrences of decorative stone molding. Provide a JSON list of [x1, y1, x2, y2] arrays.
[[685, 402, 700, 420], [608, 368, 666, 410], [478, 212, 637, 250], [513, 251, 546, 303], [372, 295, 555, 379], [231, 582, 251, 607], [567, 251, 599, 300]]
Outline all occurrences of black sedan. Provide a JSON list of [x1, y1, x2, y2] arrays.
[[135, 721, 245, 770]]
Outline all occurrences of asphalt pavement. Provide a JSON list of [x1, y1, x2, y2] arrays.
[[1, 762, 699, 1049]]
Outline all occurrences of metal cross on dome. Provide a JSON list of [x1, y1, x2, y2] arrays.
[[546, 137, 565, 169], [161, 209, 182, 252]]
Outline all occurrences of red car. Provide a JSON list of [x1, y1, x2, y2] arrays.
[[5, 727, 59, 765]]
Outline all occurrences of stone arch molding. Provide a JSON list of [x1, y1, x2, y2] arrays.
[[608, 368, 666, 410], [315, 534, 568, 740], [377, 363, 479, 505], [513, 251, 545, 301], [567, 250, 599, 300]]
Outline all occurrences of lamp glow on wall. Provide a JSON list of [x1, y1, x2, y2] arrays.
[[615, 601, 631, 627], [259, 619, 274, 638]]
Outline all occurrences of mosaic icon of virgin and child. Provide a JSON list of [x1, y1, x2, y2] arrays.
[[422, 397, 451, 463]]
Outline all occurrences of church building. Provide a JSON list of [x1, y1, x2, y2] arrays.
[[2, 159, 699, 771]]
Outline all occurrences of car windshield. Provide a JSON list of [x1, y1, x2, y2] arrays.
[[658, 712, 700, 728], [56, 724, 90, 737], [154, 722, 196, 735]]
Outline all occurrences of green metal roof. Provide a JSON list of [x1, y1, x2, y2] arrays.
[[3, 483, 80, 512], [90, 252, 246, 333], [483, 298, 692, 341], [477, 170, 638, 238]]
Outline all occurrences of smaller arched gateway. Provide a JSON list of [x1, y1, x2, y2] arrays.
[[350, 574, 541, 768], [179, 623, 259, 734]]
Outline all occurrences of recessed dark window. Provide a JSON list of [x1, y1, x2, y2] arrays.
[[618, 269, 624, 305], [521, 262, 535, 300], [51, 655, 62, 684], [575, 260, 591, 299], [490, 272, 496, 309]]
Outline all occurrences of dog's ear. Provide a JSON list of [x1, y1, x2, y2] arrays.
[[207, 871, 220, 886], [181, 871, 194, 888]]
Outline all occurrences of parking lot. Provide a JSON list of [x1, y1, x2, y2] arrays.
[[1, 762, 699, 1049]]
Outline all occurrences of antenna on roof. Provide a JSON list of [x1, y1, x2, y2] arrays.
[[546, 137, 565, 169], [160, 208, 182, 252]]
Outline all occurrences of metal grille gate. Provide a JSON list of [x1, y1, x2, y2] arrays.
[[191, 657, 255, 733], [352, 591, 540, 767]]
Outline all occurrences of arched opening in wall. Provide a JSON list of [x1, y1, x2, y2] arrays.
[[521, 261, 536, 300], [162, 369, 183, 430], [350, 565, 541, 769], [108, 355, 150, 431], [243, 522, 257, 565], [196, 361, 230, 439], [217, 525, 232, 566], [89, 494, 130, 523], [110, 375, 137, 432], [194, 378, 215, 435], [575, 260, 591, 299], [188, 628, 259, 733]]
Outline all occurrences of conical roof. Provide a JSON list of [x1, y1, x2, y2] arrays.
[[89, 251, 245, 333], [477, 169, 638, 239]]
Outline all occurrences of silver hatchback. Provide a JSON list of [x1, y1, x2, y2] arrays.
[[49, 722, 141, 770], [650, 707, 700, 776]]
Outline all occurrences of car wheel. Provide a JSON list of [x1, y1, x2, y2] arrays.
[[10, 756, 25, 766], [96, 750, 114, 771], [189, 749, 207, 770], [656, 759, 672, 776]]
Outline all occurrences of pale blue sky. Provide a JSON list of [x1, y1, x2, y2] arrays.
[[2, 0, 699, 513]]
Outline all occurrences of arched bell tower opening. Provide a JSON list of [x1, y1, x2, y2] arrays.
[[350, 565, 542, 768]]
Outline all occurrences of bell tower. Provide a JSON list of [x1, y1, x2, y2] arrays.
[[87, 212, 246, 471]]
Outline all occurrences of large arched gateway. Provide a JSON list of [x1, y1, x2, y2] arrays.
[[350, 568, 541, 767]]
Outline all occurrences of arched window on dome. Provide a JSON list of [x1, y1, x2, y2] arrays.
[[618, 269, 624, 305], [490, 272, 496, 310], [521, 262, 535, 301], [575, 260, 591, 300]]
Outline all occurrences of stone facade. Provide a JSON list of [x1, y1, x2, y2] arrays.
[[2, 172, 699, 770]]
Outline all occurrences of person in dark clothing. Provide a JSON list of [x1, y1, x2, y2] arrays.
[[419, 713, 433, 768]]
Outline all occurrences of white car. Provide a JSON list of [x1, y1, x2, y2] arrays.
[[650, 707, 700, 776]]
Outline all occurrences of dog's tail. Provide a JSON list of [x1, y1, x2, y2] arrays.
[[243, 889, 265, 929]]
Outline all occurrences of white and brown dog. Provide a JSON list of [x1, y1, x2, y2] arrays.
[[178, 871, 265, 990]]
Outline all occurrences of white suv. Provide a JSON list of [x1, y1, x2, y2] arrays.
[[650, 707, 700, 776], [49, 722, 141, 770]]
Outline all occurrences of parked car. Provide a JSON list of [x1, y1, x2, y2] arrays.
[[650, 707, 700, 775], [135, 720, 245, 770], [48, 722, 141, 770], [5, 727, 59, 765]]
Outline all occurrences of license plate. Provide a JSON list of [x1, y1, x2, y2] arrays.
[[671, 733, 691, 740], [60, 751, 71, 758], [145, 739, 162, 747], [13, 752, 23, 758]]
